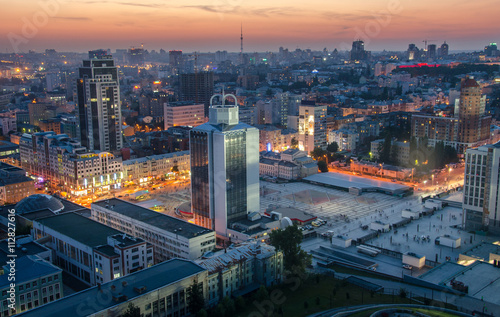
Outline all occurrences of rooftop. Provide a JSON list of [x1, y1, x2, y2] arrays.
[[92, 199, 213, 239], [0, 256, 61, 289], [35, 213, 123, 248], [196, 241, 276, 273], [18, 259, 206, 317], [303, 172, 411, 195]]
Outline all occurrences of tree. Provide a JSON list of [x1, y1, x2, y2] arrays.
[[187, 280, 205, 314], [291, 137, 298, 149], [221, 296, 235, 316], [254, 285, 269, 302], [269, 225, 312, 273], [122, 303, 141, 317], [379, 134, 392, 164], [318, 160, 329, 173], [310, 147, 327, 160], [327, 141, 339, 153], [196, 309, 208, 317], [235, 296, 246, 310]]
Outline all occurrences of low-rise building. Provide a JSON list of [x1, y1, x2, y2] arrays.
[[17, 259, 209, 317], [91, 199, 216, 262], [123, 151, 190, 184], [20, 132, 123, 197], [196, 241, 283, 306], [351, 160, 414, 180], [0, 255, 63, 316], [259, 149, 317, 180], [32, 212, 153, 286], [0, 162, 35, 204]]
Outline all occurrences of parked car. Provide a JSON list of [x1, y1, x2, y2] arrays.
[[402, 264, 413, 270]]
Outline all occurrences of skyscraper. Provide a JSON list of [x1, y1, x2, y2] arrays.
[[76, 55, 123, 152], [427, 44, 437, 59], [190, 93, 259, 237], [463, 142, 500, 235], [350, 40, 369, 61], [180, 72, 214, 116], [298, 102, 327, 154], [439, 41, 449, 57]]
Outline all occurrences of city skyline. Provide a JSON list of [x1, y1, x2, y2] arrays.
[[2, 0, 499, 53]]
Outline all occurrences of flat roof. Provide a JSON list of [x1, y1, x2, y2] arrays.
[[265, 207, 317, 223], [18, 259, 206, 317], [303, 172, 410, 195], [35, 213, 123, 248], [92, 199, 213, 239], [419, 262, 466, 285], [0, 256, 61, 289]]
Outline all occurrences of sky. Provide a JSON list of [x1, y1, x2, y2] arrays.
[[1, 0, 498, 53]]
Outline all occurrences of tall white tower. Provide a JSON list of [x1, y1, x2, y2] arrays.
[[190, 92, 260, 238]]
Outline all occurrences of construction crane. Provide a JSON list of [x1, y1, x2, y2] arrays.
[[422, 39, 436, 51]]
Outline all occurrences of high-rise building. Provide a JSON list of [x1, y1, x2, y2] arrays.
[[298, 102, 327, 154], [427, 44, 437, 59], [456, 76, 491, 153], [439, 42, 449, 57], [169, 50, 183, 66], [484, 43, 498, 57], [350, 40, 369, 61], [88, 49, 108, 59], [407, 43, 419, 60], [463, 142, 500, 235], [127, 47, 145, 65], [411, 76, 491, 154], [189, 93, 259, 237], [76, 56, 123, 152], [180, 72, 214, 116]]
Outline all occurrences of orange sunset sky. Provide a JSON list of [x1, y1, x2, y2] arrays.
[[1, 0, 498, 53]]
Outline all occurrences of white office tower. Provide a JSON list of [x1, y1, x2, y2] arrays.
[[190, 93, 260, 238], [463, 142, 500, 235]]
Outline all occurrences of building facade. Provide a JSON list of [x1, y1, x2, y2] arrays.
[[463, 142, 500, 235], [196, 241, 283, 306], [76, 56, 123, 152], [163, 102, 206, 130], [32, 212, 153, 286], [298, 103, 327, 154], [123, 151, 190, 184], [190, 93, 260, 237], [91, 199, 216, 262], [259, 149, 318, 180], [17, 259, 209, 317], [20, 132, 123, 197], [0, 256, 63, 316], [328, 129, 359, 152]]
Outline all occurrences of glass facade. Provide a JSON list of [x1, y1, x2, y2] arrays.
[[225, 131, 247, 224], [190, 130, 211, 227]]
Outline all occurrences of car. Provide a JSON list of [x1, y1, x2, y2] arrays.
[[402, 264, 413, 270]]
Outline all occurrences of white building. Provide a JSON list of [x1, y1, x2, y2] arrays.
[[91, 198, 216, 262], [463, 142, 500, 235], [163, 101, 205, 130], [298, 104, 327, 154], [32, 212, 153, 286], [196, 241, 283, 306], [20, 132, 123, 197], [190, 93, 260, 238], [259, 149, 317, 180]]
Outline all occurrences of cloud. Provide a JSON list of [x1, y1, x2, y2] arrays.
[[180, 5, 296, 17], [54, 16, 91, 21]]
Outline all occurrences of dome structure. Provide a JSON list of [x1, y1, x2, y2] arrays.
[[15, 194, 65, 215]]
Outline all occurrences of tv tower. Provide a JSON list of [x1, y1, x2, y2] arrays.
[[239, 23, 244, 65]]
